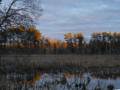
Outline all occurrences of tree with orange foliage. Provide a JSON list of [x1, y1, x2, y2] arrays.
[[90, 32, 120, 54], [64, 33, 74, 53], [34, 30, 41, 41], [64, 32, 84, 53], [74, 33, 84, 54], [25, 26, 42, 48], [0, 25, 42, 48]]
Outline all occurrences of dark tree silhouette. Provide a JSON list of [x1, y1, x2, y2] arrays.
[[0, 0, 42, 31]]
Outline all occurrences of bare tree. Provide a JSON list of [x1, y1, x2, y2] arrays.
[[0, 0, 42, 31]]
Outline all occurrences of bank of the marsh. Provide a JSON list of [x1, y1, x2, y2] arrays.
[[0, 55, 120, 73]]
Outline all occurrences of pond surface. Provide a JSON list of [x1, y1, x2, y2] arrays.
[[2, 71, 120, 90], [33, 73, 120, 90]]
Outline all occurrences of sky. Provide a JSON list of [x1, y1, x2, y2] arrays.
[[36, 0, 120, 40]]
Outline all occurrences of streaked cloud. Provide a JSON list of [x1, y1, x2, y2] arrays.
[[36, 0, 120, 39]]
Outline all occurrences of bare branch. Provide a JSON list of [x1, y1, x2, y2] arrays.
[[0, 0, 42, 31]]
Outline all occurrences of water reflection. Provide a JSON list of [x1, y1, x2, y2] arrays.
[[34, 73, 120, 90], [1, 72, 120, 90]]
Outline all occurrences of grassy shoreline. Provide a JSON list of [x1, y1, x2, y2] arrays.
[[0, 55, 120, 73]]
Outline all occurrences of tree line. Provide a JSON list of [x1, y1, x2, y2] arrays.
[[0, 26, 120, 54]]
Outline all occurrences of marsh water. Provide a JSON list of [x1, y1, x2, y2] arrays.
[[34, 73, 120, 90], [1, 72, 120, 90]]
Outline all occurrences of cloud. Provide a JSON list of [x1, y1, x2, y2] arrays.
[[37, 0, 120, 39]]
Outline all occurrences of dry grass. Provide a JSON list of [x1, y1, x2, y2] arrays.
[[1, 55, 120, 69]]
